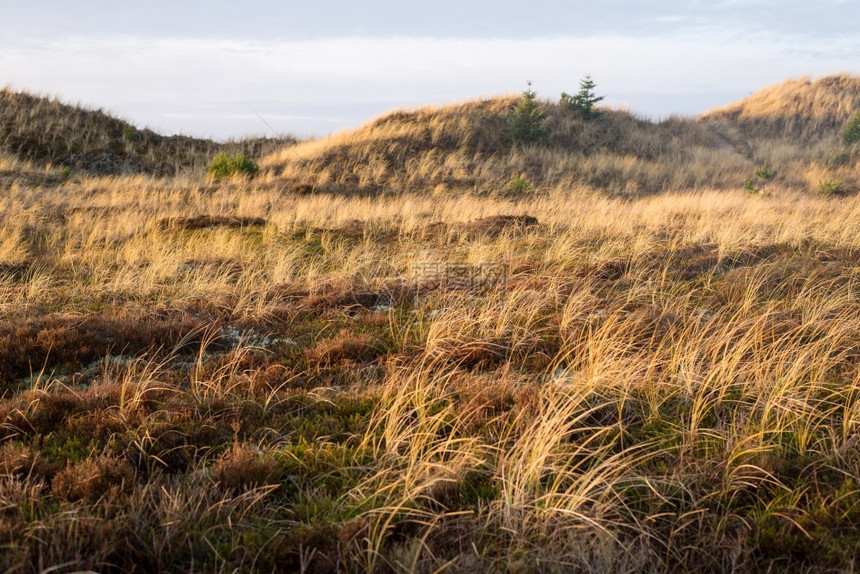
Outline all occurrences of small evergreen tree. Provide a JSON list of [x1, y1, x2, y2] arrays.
[[561, 74, 605, 120], [506, 172, 532, 194], [745, 161, 777, 195], [844, 111, 860, 147], [819, 176, 843, 197], [754, 161, 776, 181], [507, 82, 547, 145]]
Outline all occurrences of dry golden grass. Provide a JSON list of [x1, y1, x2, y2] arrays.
[[3, 76, 860, 572], [704, 74, 860, 138], [3, 170, 860, 571]]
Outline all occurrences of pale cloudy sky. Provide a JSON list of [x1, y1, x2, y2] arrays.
[[3, 1, 858, 140]]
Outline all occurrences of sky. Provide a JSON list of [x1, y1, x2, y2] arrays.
[[2, 1, 859, 140]]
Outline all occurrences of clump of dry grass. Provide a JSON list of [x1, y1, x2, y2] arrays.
[[0, 442, 40, 477], [307, 331, 381, 366]]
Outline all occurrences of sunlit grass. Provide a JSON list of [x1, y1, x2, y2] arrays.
[[3, 74, 860, 571], [3, 169, 860, 571]]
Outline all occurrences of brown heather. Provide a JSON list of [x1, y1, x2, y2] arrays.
[[1, 75, 860, 572], [51, 454, 135, 503], [210, 442, 279, 491]]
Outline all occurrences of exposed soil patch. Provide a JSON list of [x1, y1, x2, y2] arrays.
[[0, 262, 32, 280], [158, 215, 267, 231], [815, 247, 860, 263], [460, 215, 538, 238], [289, 182, 315, 195], [301, 282, 415, 311], [297, 219, 400, 242], [415, 215, 539, 241], [283, 180, 385, 198], [417, 222, 450, 241]]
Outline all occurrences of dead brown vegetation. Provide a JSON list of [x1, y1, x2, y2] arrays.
[[51, 454, 135, 502], [0, 310, 213, 385], [210, 443, 278, 490]]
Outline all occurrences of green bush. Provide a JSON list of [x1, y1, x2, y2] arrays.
[[844, 111, 860, 147], [207, 152, 260, 181], [560, 74, 604, 120], [745, 161, 776, 195], [121, 125, 138, 142], [818, 176, 843, 197], [506, 172, 532, 194], [754, 161, 776, 181], [508, 82, 547, 145], [744, 179, 761, 195]]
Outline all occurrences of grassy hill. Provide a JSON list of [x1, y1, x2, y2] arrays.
[[0, 87, 297, 177], [703, 74, 860, 140], [4, 75, 858, 192], [262, 74, 860, 196], [699, 74, 860, 193], [262, 96, 721, 195]]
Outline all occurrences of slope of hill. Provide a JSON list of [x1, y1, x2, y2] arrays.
[[0, 88, 297, 176], [703, 74, 860, 140]]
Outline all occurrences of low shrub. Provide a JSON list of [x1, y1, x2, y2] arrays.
[[121, 126, 138, 142], [746, 161, 777, 195], [754, 161, 777, 181], [843, 111, 860, 147], [819, 176, 843, 197], [506, 172, 532, 194], [211, 443, 278, 490], [744, 179, 761, 195], [207, 152, 260, 181]]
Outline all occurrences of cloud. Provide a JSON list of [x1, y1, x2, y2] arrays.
[[3, 32, 858, 138], [5, 0, 859, 42]]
